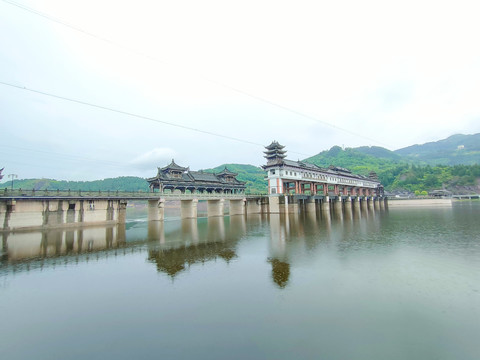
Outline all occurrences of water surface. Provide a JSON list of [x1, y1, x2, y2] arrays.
[[1, 202, 479, 360]]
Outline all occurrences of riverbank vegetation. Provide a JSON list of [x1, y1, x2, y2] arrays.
[[3, 133, 480, 194]]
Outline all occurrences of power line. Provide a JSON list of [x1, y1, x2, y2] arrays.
[[1, 0, 389, 148], [0, 80, 311, 158], [0, 145, 127, 167]]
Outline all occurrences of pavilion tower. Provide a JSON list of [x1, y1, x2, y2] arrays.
[[264, 141, 286, 165]]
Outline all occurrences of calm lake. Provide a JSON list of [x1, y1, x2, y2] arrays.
[[1, 202, 479, 360]]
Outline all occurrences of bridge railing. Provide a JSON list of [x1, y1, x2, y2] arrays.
[[0, 188, 266, 199]]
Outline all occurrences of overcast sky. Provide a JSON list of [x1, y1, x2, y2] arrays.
[[1, 0, 479, 181]]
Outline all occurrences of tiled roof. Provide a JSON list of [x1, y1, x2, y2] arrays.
[[189, 171, 220, 183], [217, 167, 238, 177], [159, 159, 188, 172], [265, 140, 285, 150]]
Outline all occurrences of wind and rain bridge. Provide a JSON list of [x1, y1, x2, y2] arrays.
[[0, 142, 386, 231]]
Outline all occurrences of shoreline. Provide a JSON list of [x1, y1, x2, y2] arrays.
[[387, 198, 453, 207]]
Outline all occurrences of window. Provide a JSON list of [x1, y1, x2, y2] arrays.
[[271, 170, 276, 175]]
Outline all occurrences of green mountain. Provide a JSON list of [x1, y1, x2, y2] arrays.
[[303, 145, 405, 186], [3, 165, 268, 194], [3, 134, 479, 195], [302, 138, 480, 193], [394, 133, 480, 165], [204, 163, 267, 194], [2, 176, 149, 192]]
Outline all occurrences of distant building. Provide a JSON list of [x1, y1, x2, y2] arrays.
[[429, 189, 452, 198], [457, 145, 465, 150], [147, 160, 246, 194], [262, 141, 384, 196]]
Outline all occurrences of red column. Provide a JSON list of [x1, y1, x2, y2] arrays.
[[334, 184, 339, 195]]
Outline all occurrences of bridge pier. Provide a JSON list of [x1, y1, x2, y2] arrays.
[[368, 197, 375, 210], [306, 198, 316, 213], [180, 199, 198, 219], [246, 198, 262, 214], [1, 199, 126, 231], [148, 199, 165, 221], [343, 196, 352, 211], [352, 196, 361, 213], [361, 197, 368, 212], [229, 199, 245, 216], [207, 199, 224, 217], [268, 195, 282, 214], [321, 197, 330, 213], [334, 197, 343, 212]]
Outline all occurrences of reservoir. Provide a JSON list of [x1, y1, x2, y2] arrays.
[[1, 202, 479, 359]]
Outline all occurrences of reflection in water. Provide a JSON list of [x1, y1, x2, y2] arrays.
[[1, 205, 384, 283], [267, 258, 290, 288], [147, 216, 246, 278], [1, 225, 127, 261], [265, 204, 388, 288], [1, 203, 479, 360]]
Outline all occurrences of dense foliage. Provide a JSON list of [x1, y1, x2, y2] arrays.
[[3, 134, 479, 195], [385, 164, 480, 192], [304, 146, 480, 193], [205, 163, 267, 194], [3, 177, 149, 192], [395, 133, 480, 165], [4, 165, 268, 194]]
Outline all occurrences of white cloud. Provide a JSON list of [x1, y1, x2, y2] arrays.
[[130, 148, 177, 171], [1, 0, 480, 180]]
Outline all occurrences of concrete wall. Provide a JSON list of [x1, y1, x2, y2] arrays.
[[1, 199, 124, 231], [207, 199, 224, 217], [229, 199, 246, 216], [387, 198, 452, 207], [2, 225, 125, 261]]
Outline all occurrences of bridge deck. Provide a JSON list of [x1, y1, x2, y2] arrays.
[[0, 189, 265, 201]]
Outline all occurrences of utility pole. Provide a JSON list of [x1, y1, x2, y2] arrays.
[[8, 174, 17, 190]]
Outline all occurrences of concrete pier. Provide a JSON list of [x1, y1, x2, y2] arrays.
[[180, 199, 198, 219], [353, 197, 361, 212], [1, 193, 388, 231], [148, 199, 165, 221], [268, 195, 281, 214], [321, 197, 330, 212], [368, 197, 375, 210], [345, 196, 352, 208], [246, 198, 262, 214], [1, 199, 126, 231], [229, 199, 246, 216], [207, 199, 224, 217], [334, 197, 343, 212], [306, 198, 316, 213]]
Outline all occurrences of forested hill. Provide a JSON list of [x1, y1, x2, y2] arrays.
[[2, 165, 267, 194], [205, 164, 266, 193], [303, 144, 480, 194], [2, 134, 480, 195], [304, 146, 402, 177], [2, 177, 150, 192], [394, 133, 480, 165]]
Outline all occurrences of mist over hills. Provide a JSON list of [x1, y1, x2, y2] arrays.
[[3, 133, 479, 194], [394, 133, 480, 165]]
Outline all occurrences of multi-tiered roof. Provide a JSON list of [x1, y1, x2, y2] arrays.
[[147, 160, 245, 193], [264, 141, 287, 165]]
